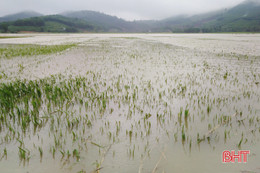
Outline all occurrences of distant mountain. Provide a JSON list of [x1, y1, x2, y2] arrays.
[[61, 10, 150, 32], [0, 0, 260, 33], [201, 0, 260, 32], [158, 0, 260, 32], [0, 11, 42, 22], [0, 15, 96, 33]]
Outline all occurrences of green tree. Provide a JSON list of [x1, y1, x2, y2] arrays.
[[0, 23, 9, 32]]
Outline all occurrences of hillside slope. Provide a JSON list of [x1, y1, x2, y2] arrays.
[[0, 11, 42, 22], [0, 15, 97, 33], [160, 0, 260, 32], [61, 10, 150, 32]]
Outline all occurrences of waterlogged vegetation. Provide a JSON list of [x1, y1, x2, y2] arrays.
[[0, 43, 76, 58], [0, 34, 260, 173], [0, 36, 30, 39]]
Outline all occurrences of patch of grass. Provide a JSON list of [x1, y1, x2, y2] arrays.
[[0, 36, 30, 39], [0, 43, 76, 58], [116, 37, 139, 40]]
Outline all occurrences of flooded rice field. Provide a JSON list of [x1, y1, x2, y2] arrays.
[[0, 33, 260, 173]]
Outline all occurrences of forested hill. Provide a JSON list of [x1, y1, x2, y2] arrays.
[[0, 0, 260, 33], [0, 11, 42, 23]]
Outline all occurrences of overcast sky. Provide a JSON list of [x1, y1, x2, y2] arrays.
[[0, 0, 247, 20]]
